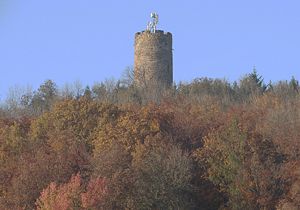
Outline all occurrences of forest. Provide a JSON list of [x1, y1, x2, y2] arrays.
[[0, 70, 299, 210]]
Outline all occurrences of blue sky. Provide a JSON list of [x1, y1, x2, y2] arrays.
[[1, 0, 300, 99]]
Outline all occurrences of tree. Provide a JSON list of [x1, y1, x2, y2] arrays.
[[237, 68, 267, 101], [4, 85, 33, 117], [83, 86, 92, 99], [4, 128, 90, 209], [196, 116, 285, 210], [30, 98, 117, 151], [92, 105, 176, 155], [81, 177, 108, 210], [128, 139, 194, 210], [120, 66, 134, 87], [196, 121, 251, 209], [289, 76, 299, 93], [36, 174, 83, 210], [25, 79, 58, 115], [36, 174, 108, 210]]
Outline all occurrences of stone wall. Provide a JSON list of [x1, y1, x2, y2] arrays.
[[134, 30, 173, 88]]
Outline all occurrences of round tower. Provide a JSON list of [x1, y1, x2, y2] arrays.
[[134, 20, 173, 88]]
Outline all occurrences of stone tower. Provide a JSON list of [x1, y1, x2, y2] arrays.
[[134, 14, 173, 88]]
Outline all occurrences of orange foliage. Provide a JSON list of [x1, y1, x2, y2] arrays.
[[36, 174, 108, 210], [0, 87, 299, 209]]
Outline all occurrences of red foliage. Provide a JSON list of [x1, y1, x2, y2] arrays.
[[36, 174, 82, 210], [36, 174, 108, 210], [81, 177, 108, 209]]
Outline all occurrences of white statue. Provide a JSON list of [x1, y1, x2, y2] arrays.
[[146, 12, 159, 33]]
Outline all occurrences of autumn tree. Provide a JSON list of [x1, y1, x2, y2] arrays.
[[20, 80, 58, 115], [235, 69, 268, 102], [127, 139, 193, 210], [36, 174, 108, 210]]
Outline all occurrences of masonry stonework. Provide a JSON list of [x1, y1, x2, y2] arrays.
[[134, 30, 173, 88]]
